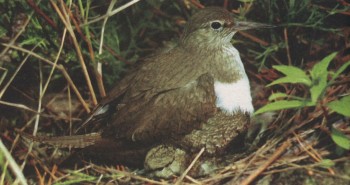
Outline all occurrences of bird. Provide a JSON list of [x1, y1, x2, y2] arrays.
[[22, 7, 272, 167]]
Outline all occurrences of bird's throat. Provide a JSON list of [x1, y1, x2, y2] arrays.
[[213, 45, 254, 115]]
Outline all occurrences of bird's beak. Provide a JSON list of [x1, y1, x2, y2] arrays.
[[233, 21, 275, 31]]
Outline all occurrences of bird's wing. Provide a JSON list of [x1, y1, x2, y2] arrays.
[[80, 47, 188, 129], [122, 47, 209, 100], [102, 72, 217, 143], [102, 48, 217, 143], [75, 72, 136, 132]]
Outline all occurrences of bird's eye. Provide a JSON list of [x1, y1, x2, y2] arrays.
[[210, 21, 223, 30]]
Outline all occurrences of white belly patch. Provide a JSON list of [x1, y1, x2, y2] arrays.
[[214, 77, 254, 115], [214, 45, 254, 115]]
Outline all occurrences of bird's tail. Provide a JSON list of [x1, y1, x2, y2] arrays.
[[17, 129, 102, 149]]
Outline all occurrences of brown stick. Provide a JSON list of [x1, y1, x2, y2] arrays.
[[189, 0, 205, 9], [239, 31, 270, 46], [26, 0, 58, 30], [284, 28, 292, 65], [62, 3, 106, 97], [175, 148, 205, 185], [51, 0, 97, 105], [239, 140, 291, 185], [1, 43, 91, 112]]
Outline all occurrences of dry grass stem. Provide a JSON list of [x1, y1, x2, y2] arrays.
[[239, 140, 291, 185], [284, 28, 292, 66], [175, 148, 205, 184], [51, 0, 97, 105], [0, 140, 28, 185], [84, 0, 141, 26], [1, 43, 91, 112]]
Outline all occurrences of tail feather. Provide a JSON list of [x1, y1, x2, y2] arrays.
[[18, 131, 101, 148]]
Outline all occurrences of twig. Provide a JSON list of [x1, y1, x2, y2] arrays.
[[122, 172, 167, 185], [48, 165, 58, 184], [223, 0, 229, 9], [0, 100, 39, 113], [90, 165, 168, 185], [97, 0, 118, 97], [0, 43, 91, 113], [34, 165, 45, 185], [231, 138, 282, 183], [239, 31, 269, 46], [51, 0, 97, 105], [284, 28, 292, 65], [59, 65, 91, 112], [0, 45, 39, 98], [239, 140, 291, 185], [0, 10, 32, 60], [0, 140, 28, 185], [312, 169, 350, 181], [263, 153, 343, 175], [20, 61, 45, 172], [293, 131, 335, 175], [189, 0, 205, 9], [83, 0, 141, 26], [26, 0, 58, 30], [68, 86, 73, 135], [53, 164, 93, 182], [185, 175, 202, 184], [41, 28, 67, 100], [175, 147, 205, 185]]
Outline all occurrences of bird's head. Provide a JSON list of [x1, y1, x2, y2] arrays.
[[180, 7, 272, 48]]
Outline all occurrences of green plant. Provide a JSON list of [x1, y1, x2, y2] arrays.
[[255, 52, 350, 150]]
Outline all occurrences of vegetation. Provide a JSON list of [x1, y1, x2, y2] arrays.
[[0, 0, 349, 184]]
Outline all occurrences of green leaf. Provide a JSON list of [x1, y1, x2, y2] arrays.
[[268, 65, 311, 86], [330, 60, 350, 83], [309, 52, 337, 102], [317, 159, 335, 168], [310, 52, 337, 80], [268, 92, 288, 101], [327, 95, 350, 117], [331, 127, 350, 150], [254, 100, 312, 115], [310, 77, 328, 104]]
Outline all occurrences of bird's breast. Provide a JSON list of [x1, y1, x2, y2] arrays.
[[214, 77, 254, 115], [213, 45, 254, 115]]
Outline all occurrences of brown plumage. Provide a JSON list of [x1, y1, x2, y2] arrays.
[[94, 7, 242, 144], [21, 7, 272, 166]]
